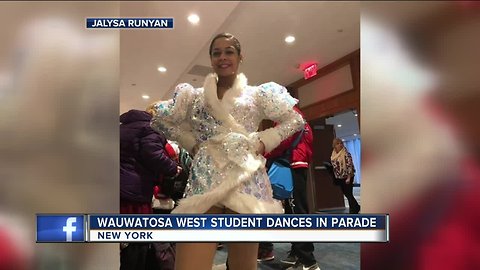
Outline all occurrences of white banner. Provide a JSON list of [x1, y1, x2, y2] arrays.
[[88, 229, 388, 242]]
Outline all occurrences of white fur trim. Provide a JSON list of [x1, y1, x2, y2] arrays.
[[152, 197, 175, 210], [222, 192, 284, 214], [257, 127, 283, 153], [175, 124, 197, 153], [291, 161, 308, 166], [202, 73, 249, 134], [171, 166, 254, 214], [172, 190, 283, 214]]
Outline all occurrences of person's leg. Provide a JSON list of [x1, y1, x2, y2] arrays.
[[292, 242, 316, 267], [223, 208, 259, 270], [257, 242, 274, 261], [149, 243, 175, 270], [341, 179, 360, 213], [227, 242, 259, 270], [145, 244, 158, 270], [174, 206, 224, 270], [339, 180, 351, 209], [174, 242, 217, 270], [350, 176, 360, 213], [282, 198, 297, 264], [339, 179, 347, 197], [120, 200, 153, 270], [290, 168, 317, 267], [120, 243, 149, 270], [258, 242, 273, 253], [291, 168, 309, 214]]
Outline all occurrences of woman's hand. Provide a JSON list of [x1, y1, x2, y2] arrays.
[[174, 166, 183, 177], [346, 177, 351, 184], [256, 140, 266, 155], [191, 144, 200, 157]]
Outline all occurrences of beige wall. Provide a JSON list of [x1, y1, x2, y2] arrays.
[[298, 64, 353, 108]]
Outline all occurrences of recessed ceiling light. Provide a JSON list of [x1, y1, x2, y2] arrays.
[[158, 66, 167, 73], [285, 35, 295, 43], [188, 14, 200, 24], [337, 124, 342, 128], [354, 134, 357, 136], [142, 95, 150, 100]]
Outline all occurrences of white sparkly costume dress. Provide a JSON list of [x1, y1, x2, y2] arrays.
[[151, 73, 305, 214]]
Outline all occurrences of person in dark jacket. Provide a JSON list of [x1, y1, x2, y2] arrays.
[[258, 107, 320, 270], [120, 109, 180, 270], [120, 109, 180, 212]]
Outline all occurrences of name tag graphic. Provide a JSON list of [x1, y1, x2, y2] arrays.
[[86, 18, 174, 29]]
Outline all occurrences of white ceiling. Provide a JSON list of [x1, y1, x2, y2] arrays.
[[0, 2, 449, 140], [326, 109, 360, 141], [120, 1, 361, 113]]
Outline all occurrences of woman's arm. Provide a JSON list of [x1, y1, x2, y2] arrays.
[[150, 83, 198, 153], [264, 130, 295, 159], [252, 82, 305, 153], [345, 150, 356, 183], [139, 128, 179, 177]]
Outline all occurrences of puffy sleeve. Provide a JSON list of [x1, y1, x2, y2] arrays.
[[252, 82, 305, 153], [150, 83, 198, 153]]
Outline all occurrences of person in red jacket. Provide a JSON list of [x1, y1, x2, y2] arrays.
[[258, 107, 319, 270]]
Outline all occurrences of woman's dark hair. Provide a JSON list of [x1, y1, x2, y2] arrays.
[[209, 33, 241, 56]]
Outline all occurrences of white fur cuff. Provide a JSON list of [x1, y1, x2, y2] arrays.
[[176, 125, 197, 153], [257, 128, 283, 153]]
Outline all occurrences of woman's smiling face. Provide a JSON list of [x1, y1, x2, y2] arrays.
[[210, 37, 242, 78]]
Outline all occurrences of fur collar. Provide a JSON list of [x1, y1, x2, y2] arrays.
[[203, 73, 249, 134], [331, 147, 347, 172]]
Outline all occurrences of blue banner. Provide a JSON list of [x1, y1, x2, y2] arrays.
[[89, 214, 386, 230], [37, 215, 85, 242], [86, 18, 173, 29], [36, 214, 389, 243]]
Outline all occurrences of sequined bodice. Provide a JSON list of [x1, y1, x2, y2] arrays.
[[190, 96, 223, 142], [190, 87, 260, 144]]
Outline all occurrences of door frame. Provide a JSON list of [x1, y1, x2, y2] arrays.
[[286, 50, 360, 213]]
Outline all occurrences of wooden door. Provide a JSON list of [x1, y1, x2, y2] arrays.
[[307, 118, 345, 212]]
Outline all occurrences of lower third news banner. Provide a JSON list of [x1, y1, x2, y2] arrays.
[[36, 214, 388, 243], [87, 214, 388, 243]]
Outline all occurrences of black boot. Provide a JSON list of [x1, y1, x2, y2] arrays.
[[349, 205, 360, 214]]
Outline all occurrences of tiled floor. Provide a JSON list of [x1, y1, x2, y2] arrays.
[[212, 187, 361, 270], [213, 242, 360, 270]]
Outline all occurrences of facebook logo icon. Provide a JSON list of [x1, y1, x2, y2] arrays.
[[37, 215, 85, 242], [63, 217, 77, 241]]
